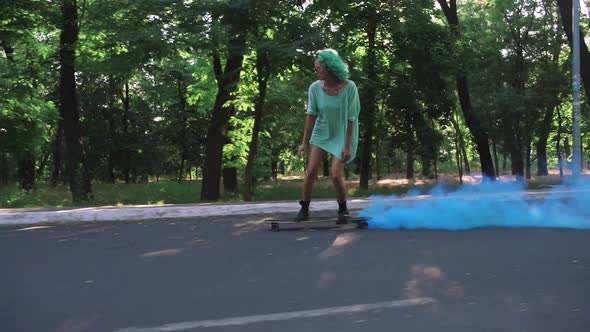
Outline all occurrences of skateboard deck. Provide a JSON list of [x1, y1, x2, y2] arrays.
[[266, 216, 369, 232]]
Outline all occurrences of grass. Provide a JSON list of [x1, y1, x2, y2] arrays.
[[0, 173, 572, 209]]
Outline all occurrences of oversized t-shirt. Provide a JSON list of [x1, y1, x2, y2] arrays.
[[306, 80, 361, 163]]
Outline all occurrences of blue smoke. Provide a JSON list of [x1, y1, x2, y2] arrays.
[[359, 179, 590, 230]]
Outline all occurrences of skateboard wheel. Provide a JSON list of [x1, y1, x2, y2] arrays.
[[271, 223, 280, 232], [357, 221, 368, 229]]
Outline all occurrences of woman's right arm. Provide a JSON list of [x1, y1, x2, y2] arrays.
[[299, 114, 317, 156]]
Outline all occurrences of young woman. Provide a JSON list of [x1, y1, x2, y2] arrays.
[[295, 49, 361, 221]]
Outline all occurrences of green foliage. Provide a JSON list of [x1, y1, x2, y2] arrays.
[[1, 0, 585, 205]]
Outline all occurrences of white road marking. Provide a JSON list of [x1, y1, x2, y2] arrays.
[[113, 297, 435, 332]]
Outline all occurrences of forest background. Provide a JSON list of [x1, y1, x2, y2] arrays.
[[1, 0, 589, 207]]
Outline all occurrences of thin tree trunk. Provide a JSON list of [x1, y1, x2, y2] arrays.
[[222, 167, 238, 194], [557, 106, 564, 177], [122, 83, 131, 184], [50, 120, 64, 188], [0, 153, 8, 186], [451, 111, 463, 183], [271, 160, 278, 180], [18, 152, 36, 191], [376, 144, 381, 180], [406, 119, 414, 179], [359, 9, 378, 190], [1, 40, 15, 61], [406, 145, 414, 179], [525, 141, 531, 180], [460, 135, 470, 175], [536, 106, 554, 176], [565, 137, 571, 162], [59, 0, 92, 202], [492, 140, 499, 177], [178, 153, 186, 182], [455, 129, 463, 184], [176, 79, 189, 181], [37, 147, 51, 177]]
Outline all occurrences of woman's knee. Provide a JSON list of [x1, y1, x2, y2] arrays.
[[306, 167, 319, 180], [331, 167, 343, 180]]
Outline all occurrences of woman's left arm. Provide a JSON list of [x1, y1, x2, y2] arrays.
[[342, 83, 360, 162], [342, 120, 354, 162]]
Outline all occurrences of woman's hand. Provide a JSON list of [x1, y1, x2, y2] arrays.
[[298, 143, 309, 157], [342, 146, 351, 162]]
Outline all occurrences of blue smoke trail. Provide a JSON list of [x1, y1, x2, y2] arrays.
[[360, 179, 590, 230]]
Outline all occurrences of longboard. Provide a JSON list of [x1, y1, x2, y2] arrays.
[[266, 216, 369, 232]]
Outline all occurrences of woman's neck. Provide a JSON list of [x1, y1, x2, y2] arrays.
[[323, 76, 338, 87]]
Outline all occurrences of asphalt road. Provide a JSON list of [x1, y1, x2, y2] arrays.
[[1, 213, 589, 332]]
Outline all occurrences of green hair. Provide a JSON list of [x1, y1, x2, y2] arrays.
[[316, 49, 349, 81]]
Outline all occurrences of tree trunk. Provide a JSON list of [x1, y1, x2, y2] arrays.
[[557, 106, 564, 177], [492, 140, 499, 177], [178, 153, 186, 182], [104, 77, 116, 183], [454, 128, 463, 184], [18, 152, 36, 191], [359, 10, 378, 190], [0, 153, 8, 186], [437, 0, 496, 180], [59, 0, 92, 202], [406, 145, 414, 179], [176, 78, 189, 181], [406, 120, 414, 179], [1, 40, 15, 61], [50, 120, 64, 188], [271, 160, 278, 180], [525, 141, 531, 180], [536, 106, 554, 176], [564, 137, 571, 171], [460, 135, 470, 175], [376, 145, 381, 180], [510, 135, 525, 181], [222, 167, 238, 194], [122, 83, 131, 184], [200, 27, 246, 201], [421, 157, 431, 178], [37, 147, 51, 177]]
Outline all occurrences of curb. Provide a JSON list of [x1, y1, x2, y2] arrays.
[[0, 199, 370, 226], [1, 187, 584, 226]]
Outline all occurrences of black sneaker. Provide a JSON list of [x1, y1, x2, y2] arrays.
[[337, 201, 349, 223], [295, 200, 310, 222]]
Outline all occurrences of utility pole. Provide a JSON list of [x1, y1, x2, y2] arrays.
[[573, 0, 582, 176]]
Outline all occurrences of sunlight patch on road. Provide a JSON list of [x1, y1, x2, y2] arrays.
[[15, 225, 51, 232], [317, 232, 357, 259], [139, 248, 183, 259]]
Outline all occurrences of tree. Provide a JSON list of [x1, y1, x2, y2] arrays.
[[59, 0, 92, 201], [437, 0, 496, 180], [200, 3, 249, 201]]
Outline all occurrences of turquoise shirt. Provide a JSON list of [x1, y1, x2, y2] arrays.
[[306, 80, 361, 163]]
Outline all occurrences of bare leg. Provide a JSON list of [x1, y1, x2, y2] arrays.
[[331, 156, 347, 203], [302, 145, 326, 201]]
